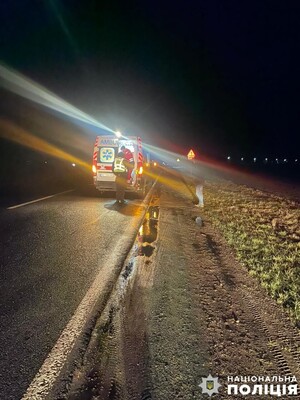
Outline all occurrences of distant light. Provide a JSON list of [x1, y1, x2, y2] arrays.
[[284, 159, 288, 163], [153, 161, 157, 167], [295, 159, 298, 162], [72, 163, 76, 167], [253, 157, 257, 162], [176, 158, 180, 162], [227, 156, 231, 160], [44, 161, 48, 164], [265, 158, 268, 162], [276, 158, 279, 162], [241, 157, 244, 161], [115, 130, 122, 138]]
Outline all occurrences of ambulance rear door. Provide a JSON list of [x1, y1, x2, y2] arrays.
[[96, 137, 119, 183]]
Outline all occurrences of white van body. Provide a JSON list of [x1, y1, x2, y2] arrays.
[[92, 135, 145, 193]]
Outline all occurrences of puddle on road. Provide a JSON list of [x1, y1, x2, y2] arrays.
[[141, 244, 155, 257], [117, 204, 159, 295], [138, 205, 159, 257]]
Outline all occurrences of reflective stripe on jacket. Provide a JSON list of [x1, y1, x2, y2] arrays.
[[113, 157, 127, 173]]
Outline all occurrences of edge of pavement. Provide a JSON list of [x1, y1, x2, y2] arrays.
[[66, 172, 300, 399], [66, 188, 161, 399], [21, 180, 157, 400], [65, 175, 205, 399]]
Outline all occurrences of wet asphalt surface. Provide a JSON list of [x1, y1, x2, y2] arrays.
[[0, 184, 143, 400]]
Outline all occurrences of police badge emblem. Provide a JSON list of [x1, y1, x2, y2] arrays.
[[199, 374, 221, 397]]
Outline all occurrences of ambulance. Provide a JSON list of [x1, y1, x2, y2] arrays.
[[92, 135, 147, 195]]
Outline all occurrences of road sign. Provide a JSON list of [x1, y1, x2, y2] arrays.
[[187, 149, 195, 160]]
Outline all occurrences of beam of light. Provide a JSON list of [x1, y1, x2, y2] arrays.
[[142, 143, 210, 180], [141, 142, 296, 196], [0, 64, 115, 135], [0, 119, 91, 171], [143, 143, 187, 166], [145, 168, 191, 197], [142, 142, 243, 178]]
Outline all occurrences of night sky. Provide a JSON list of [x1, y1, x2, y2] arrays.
[[1, 0, 300, 160]]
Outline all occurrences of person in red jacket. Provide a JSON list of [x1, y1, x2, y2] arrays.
[[121, 145, 134, 182]]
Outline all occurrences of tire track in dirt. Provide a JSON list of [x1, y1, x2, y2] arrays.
[[179, 207, 300, 398], [147, 206, 210, 399]]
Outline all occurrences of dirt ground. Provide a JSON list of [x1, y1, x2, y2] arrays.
[[68, 177, 300, 400]]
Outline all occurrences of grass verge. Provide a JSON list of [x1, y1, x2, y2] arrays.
[[203, 181, 300, 324]]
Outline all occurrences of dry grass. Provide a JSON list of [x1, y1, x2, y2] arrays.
[[203, 181, 300, 323]]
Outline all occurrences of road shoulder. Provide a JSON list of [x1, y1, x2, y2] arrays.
[[67, 178, 300, 399]]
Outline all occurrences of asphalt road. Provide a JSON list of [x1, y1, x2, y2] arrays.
[[0, 185, 144, 400]]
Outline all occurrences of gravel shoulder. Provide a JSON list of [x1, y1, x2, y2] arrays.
[[67, 177, 300, 399]]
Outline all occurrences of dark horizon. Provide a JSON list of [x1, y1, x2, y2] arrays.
[[1, 0, 300, 161]]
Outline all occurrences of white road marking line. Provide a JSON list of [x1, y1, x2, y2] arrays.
[[22, 223, 142, 399], [7, 190, 74, 210], [22, 180, 157, 400]]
